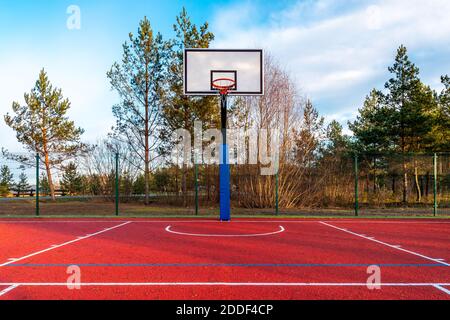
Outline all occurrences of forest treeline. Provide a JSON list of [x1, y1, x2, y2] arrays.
[[1, 9, 449, 209]]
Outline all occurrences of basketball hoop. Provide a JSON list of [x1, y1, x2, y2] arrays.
[[211, 78, 236, 95], [184, 49, 264, 222]]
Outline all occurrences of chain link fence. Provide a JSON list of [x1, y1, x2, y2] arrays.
[[0, 154, 36, 215], [1, 151, 449, 217], [356, 153, 449, 216]]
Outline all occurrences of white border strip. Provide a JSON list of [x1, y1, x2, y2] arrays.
[[1, 282, 448, 296], [326, 221, 450, 224], [0, 221, 132, 267], [165, 225, 285, 237], [0, 282, 449, 287], [0, 220, 449, 224], [433, 285, 450, 295], [0, 285, 19, 297], [319, 221, 449, 266]]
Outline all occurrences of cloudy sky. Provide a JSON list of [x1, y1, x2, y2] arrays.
[[1, 0, 449, 152]]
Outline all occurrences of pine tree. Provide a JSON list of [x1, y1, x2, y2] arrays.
[[160, 7, 217, 207], [15, 172, 31, 197], [107, 17, 171, 205], [4, 69, 87, 200], [293, 100, 325, 166], [441, 75, 450, 107], [384, 45, 434, 202], [60, 162, 83, 195], [119, 170, 134, 198], [0, 165, 14, 196], [39, 173, 50, 196], [384, 46, 432, 152], [153, 169, 170, 192], [324, 120, 351, 156], [427, 75, 450, 151], [350, 46, 437, 203], [349, 89, 392, 153], [439, 75, 450, 149], [318, 120, 353, 201], [87, 174, 102, 196], [133, 174, 146, 195]]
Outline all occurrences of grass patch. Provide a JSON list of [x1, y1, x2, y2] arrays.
[[1, 198, 449, 219]]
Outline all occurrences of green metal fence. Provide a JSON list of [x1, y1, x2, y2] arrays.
[[1, 151, 449, 217], [355, 153, 449, 217], [0, 153, 36, 216]]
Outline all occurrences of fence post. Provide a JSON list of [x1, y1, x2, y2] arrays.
[[115, 152, 119, 216], [433, 153, 438, 217], [195, 163, 199, 216], [36, 153, 40, 217], [354, 154, 359, 217]]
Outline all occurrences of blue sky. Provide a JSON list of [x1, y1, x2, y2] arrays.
[[1, 0, 449, 152]]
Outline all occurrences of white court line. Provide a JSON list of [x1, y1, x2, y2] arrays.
[[0, 285, 19, 297], [0, 282, 449, 287], [319, 221, 450, 267], [326, 221, 450, 225], [0, 221, 136, 224], [433, 285, 450, 295], [0, 221, 132, 267], [0, 220, 449, 224], [0, 220, 296, 224], [165, 225, 285, 237], [0, 220, 264, 223]]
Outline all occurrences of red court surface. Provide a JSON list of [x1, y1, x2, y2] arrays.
[[0, 218, 449, 300]]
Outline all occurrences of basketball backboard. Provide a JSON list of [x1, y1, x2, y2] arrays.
[[183, 49, 264, 96]]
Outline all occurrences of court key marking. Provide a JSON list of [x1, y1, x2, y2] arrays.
[[165, 225, 285, 237]]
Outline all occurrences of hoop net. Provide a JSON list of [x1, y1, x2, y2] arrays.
[[211, 78, 236, 95]]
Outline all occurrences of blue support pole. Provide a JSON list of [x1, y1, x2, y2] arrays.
[[220, 145, 230, 221], [219, 94, 231, 221]]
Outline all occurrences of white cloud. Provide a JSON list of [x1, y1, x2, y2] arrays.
[[308, 68, 374, 93], [211, 0, 450, 122]]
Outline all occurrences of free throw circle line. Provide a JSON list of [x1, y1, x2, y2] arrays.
[[165, 225, 285, 237]]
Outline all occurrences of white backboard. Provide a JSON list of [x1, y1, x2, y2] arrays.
[[184, 49, 264, 96]]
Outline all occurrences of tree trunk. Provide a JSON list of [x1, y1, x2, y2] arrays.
[[373, 157, 377, 193], [236, 165, 240, 207], [41, 126, 55, 201], [402, 162, 408, 204], [144, 151, 149, 205], [414, 166, 421, 202], [175, 163, 179, 197], [366, 173, 370, 203], [144, 65, 150, 205], [44, 153, 56, 201], [400, 82, 407, 205], [182, 102, 189, 208], [182, 163, 187, 207], [392, 174, 396, 194]]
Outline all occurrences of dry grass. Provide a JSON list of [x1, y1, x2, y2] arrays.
[[1, 198, 449, 217]]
